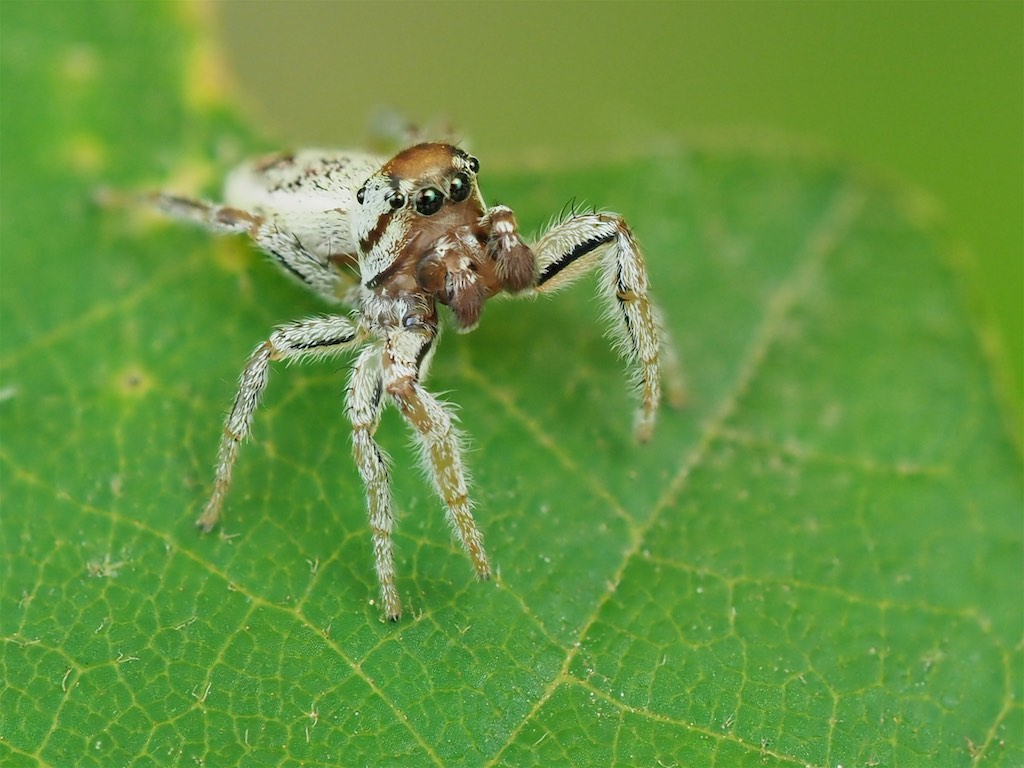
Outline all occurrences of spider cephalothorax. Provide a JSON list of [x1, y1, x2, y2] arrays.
[[353, 143, 534, 330], [153, 140, 682, 620]]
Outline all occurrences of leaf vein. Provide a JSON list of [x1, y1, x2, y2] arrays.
[[486, 181, 866, 765]]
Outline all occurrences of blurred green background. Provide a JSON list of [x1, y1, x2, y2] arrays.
[[217, 1, 1022, 419]]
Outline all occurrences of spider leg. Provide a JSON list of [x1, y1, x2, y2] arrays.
[[199, 314, 365, 532], [149, 191, 257, 235], [528, 212, 672, 441], [383, 324, 491, 583], [149, 192, 358, 304], [347, 345, 401, 620]]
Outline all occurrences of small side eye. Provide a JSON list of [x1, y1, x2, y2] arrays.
[[448, 173, 471, 203], [356, 185, 366, 204], [388, 192, 406, 209], [467, 155, 480, 174], [415, 187, 443, 215]]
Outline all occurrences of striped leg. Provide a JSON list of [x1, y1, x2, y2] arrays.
[[383, 326, 491, 584], [149, 192, 355, 303], [347, 346, 402, 620], [199, 315, 364, 531], [529, 212, 667, 441]]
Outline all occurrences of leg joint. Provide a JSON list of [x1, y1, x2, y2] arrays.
[[385, 377, 416, 405]]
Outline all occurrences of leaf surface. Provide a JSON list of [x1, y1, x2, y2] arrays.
[[1, 4, 1020, 767]]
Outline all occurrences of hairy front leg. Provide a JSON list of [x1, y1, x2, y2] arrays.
[[347, 346, 402, 620], [531, 212, 666, 441], [383, 327, 491, 581], [200, 314, 363, 531]]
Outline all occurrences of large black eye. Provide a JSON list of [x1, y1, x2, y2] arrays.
[[415, 187, 443, 215], [448, 173, 471, 203], [467, 155, 480, 174], [388, 191, 406, 209], [356, 185, 366, 204]]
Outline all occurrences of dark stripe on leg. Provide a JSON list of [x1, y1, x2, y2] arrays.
[[537, 232, 616, 286], [268, 247, 314, 286], [288, 331, 358, 351], [414, 336, 434, 372]]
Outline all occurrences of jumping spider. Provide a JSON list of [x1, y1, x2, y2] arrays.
[[154, 142, 681, 620]]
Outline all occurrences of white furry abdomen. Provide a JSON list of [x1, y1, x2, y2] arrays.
[[224, 149, 384, 261]]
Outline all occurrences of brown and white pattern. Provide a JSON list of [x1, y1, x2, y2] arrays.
[[153, 141, 682, 620]]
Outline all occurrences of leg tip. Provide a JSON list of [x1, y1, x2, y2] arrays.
[[380, 589, 402, 622], [472, 556, 493, 581], [468, 552, 489, 581], [633, 415, 655, 444], [195, 506, 220, 533]]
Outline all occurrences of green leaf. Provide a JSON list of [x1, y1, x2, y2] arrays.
[[2, 4, 1020, 767]]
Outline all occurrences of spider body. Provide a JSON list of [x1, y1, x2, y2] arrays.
[[154, 142, 680, 620]]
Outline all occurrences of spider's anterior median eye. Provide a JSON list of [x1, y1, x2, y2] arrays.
[[388, 192, 406, 209], [415, 187, 443, 216], [448, 173, 471, 203], [356, 185, 366, 204]]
